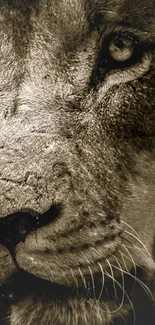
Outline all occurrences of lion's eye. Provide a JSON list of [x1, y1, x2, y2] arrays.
[[108, 36, 134, 63], [98, 33, 144, 70]]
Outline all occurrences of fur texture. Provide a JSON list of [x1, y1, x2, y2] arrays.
[[0, 0, 155, 324]]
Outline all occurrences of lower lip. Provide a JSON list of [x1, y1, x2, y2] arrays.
[[0, 266, 139, 307]]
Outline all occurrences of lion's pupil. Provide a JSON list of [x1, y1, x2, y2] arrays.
[[114, 38, 124, 49]]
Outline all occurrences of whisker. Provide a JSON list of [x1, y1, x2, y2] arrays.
[[97, 261, 105, 300], [116, 312, 128, 325], [122, 240, 154, 262], [88, 264, 96, 299], [78, 267, 87, 289], [120, 252, 136, 294], [133, 263, 155, 279], [120, 244, 155, 284], [111, 262, 154, 302], [110, 256, 126, 313], [61, 270, 70, 286], [70, 268, 79, 294], [105, 264, 136, 325], [120, 247, 137, 292], [121, 244, 137, 277], [121, 221, 153, 261], [104, 269, 135, 321], [106, 259, 119, 303], [121, 220, 141, 239], [124, 230, 151, 256]]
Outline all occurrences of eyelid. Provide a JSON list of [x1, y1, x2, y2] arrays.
[[101, 32, 139, 47], [100, 29, 155, 51]]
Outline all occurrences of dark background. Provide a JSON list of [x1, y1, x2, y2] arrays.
[[114, 285, 155, 325]]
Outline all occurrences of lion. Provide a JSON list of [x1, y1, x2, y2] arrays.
[[0, 0, 155, 324]]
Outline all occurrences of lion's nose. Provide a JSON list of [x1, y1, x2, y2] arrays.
[[0, 205, 60, 253]]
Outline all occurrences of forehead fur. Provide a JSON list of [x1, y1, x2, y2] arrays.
[[88, 0, 155, 32], [1, 0, 155, 46], [3, 0, 155, 23]]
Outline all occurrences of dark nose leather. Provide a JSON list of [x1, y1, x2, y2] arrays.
[[0, 205, 60, 253], [0, 205, 60, 304]]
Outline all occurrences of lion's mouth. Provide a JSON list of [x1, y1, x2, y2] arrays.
[[0, 205, 122, 286], [0, 208, 153, 323], [0, 266, 151, 325], [0, 267, 139, 305], [0, 205, 128, 314]]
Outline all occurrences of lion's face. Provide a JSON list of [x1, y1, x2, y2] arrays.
[[0, 0, 155, 324]]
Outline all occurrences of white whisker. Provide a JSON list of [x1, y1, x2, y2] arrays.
[[123, 230, 153, 261], [78, 267, 87, 288], [106, 259, 119, 302], [61, 271, 70, 286], [121, 220, 141, 238], [111, 262, 154, 302], [123, 241, 153, 262], [120, 247, 137, 292], [105, 263, 136, 325], [122, 244, 137, 278], [121, 220, 153, 261], [105, 269, 135, 320], [97, 261, 105, 300], [88, 264, 96, 299], [70, 268, 79, 293]]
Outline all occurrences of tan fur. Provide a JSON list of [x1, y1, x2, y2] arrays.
[[0, 0, 155, 324]]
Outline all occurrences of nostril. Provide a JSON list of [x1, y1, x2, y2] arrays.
[[0, 212, 36, 253], [35, 205, 61, 229], [0, 204, 61, 252], [17, 214, 35, 241]]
